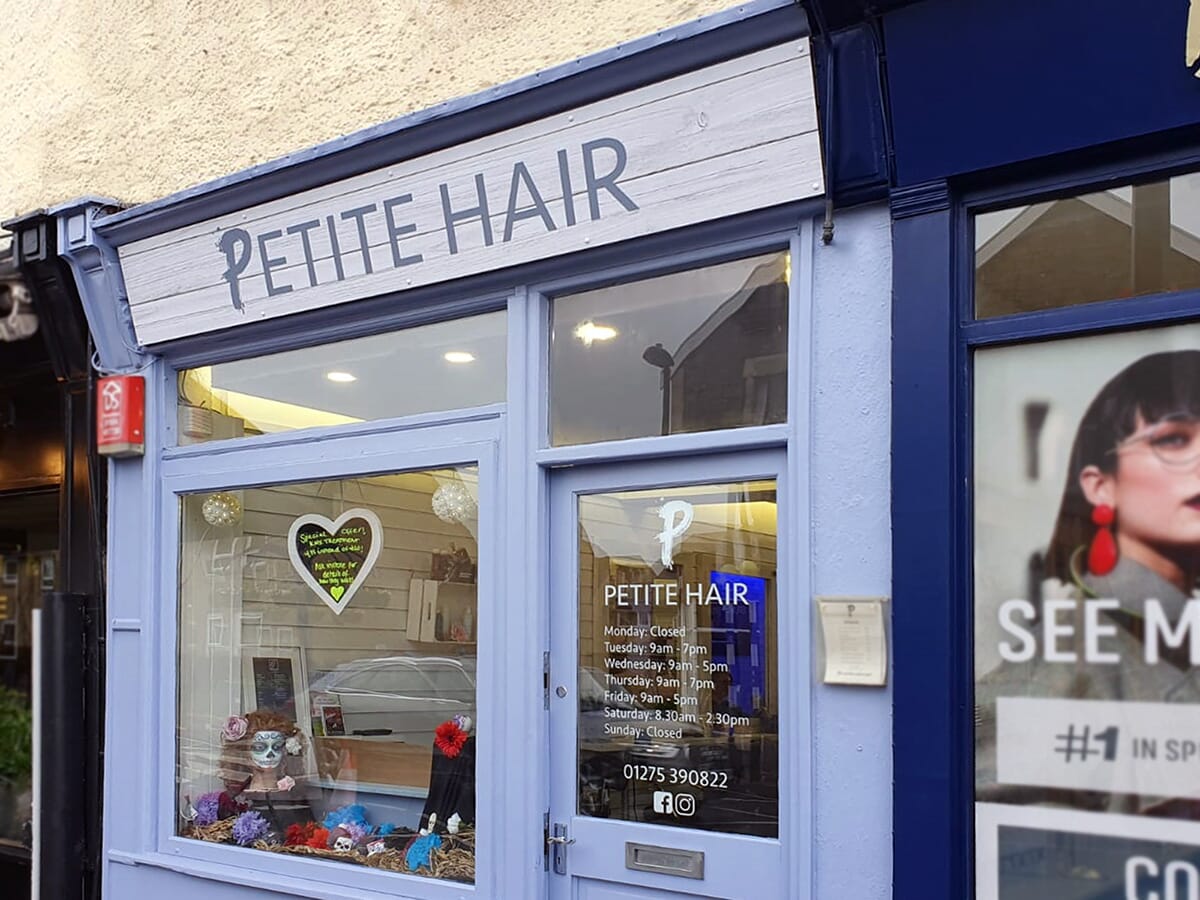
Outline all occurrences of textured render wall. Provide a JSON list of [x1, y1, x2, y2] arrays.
[[0, 0, 729, 221], [811, 204, 893, 900]]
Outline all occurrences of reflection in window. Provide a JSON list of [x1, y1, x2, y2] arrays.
[[0, 490, 57, 851], [550, 253, 789, 446], [576, 480, 778, 838], [177, 469, 478, 883], [975, 172, 1200, 318], [178, 312, 506, 444]]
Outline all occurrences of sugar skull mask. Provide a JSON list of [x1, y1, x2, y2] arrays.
[[250, 730, 285, 770]]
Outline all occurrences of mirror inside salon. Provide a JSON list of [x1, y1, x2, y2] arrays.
[[177, 311, 506, 443]]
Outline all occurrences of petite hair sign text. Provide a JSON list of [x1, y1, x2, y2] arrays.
[[604, 581, 751, 607], [216, 138, 637, 310]]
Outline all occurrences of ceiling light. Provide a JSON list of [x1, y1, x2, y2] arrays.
[[326, 371, 357, 383], [574, 321, 618, 347], [444, 351, 476, 364]]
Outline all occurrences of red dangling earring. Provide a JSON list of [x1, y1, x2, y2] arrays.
[[1088, 504, 1118, 575]]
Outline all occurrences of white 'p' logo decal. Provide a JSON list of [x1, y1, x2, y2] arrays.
[[656, 500, 694, 569]]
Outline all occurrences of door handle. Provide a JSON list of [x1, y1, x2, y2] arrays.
[[548, 823, 574, 874]]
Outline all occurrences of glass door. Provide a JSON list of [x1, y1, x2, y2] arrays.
[[548, 452, 785, 899]]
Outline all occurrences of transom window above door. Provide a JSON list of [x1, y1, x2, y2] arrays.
[[549, 252, 790, 446]]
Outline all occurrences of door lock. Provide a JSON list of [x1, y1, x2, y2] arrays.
[[547, 823, 574, 874]]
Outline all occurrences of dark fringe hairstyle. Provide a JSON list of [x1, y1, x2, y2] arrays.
[[1044, 350, 1200, 585]]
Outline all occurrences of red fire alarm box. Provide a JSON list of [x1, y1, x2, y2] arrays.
[[96, 375, 145, 458]]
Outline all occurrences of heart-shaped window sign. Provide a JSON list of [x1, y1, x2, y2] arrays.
[[286, 508, 383, 615]]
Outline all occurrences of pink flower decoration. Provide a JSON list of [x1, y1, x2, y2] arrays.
[[276, 775, 296, 792], [221, 715, 248, 742]]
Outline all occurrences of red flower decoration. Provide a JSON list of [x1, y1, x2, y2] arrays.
[[285, 822, 316, 846], [307, 827, 330, 849], [434, 720, 469, 758]]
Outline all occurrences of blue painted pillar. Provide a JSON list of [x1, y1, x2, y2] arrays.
[[890, 180, 971, 900]]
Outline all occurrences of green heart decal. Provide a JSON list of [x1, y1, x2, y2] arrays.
[[286, 508, 383, 615]]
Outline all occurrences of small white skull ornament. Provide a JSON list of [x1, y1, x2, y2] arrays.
[[334, 835, 354, 852]]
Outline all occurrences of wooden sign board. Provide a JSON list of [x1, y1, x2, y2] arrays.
[[119, 42, 822, 345]]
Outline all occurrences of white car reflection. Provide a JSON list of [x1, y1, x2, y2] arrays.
[[310, 656, 476, 746]]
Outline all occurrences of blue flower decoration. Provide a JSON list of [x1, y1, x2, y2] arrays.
[[405, 833, 442, 872], [323, 803, 369, 831]]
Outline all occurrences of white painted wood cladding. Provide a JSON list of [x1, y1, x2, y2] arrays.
[[119, 42, 821, 345]]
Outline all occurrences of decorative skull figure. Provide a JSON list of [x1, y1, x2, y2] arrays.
[[249, 730, 285, 770], [334, 835, 355, 852]]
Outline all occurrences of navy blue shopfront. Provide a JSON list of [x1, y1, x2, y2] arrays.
[[884, 1, 1200, 898]]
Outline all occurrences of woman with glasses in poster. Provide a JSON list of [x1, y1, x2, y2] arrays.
[[976, 349, 1200, 817]]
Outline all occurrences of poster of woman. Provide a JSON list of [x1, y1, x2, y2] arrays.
[[973, 322, 1200, 898]]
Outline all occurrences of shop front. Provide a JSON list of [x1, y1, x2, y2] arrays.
[[887, 1, 1200, 898], [46, 4, 895, 898]]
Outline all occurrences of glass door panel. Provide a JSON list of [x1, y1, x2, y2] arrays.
[[549, 454, 785, 900]]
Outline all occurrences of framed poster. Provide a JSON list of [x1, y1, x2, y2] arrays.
[[240, 645, 315, 772]]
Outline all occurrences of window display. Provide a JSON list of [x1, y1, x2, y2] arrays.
[[177, 468, 479, 883], [974, 323, 1200, 898], [575, 480, 779, 837]]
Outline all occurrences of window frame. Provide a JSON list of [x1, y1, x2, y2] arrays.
[[157, 415, 501, 899], [892, 144, 1200, 900], [543, 247, 793, 450]]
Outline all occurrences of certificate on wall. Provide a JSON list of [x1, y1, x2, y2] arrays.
[[817, 597, 887, 686]]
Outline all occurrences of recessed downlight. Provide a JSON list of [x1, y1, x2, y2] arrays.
[[326, 371, 357, 383], [574, 320, 618, 347], [444, 351, 476, 364]]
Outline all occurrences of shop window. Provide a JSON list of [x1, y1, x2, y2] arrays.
[[178, 312, 506, 444], [974, 172, 1200, 318], [576, 479, 779, 837], [549, 253, 789, 446], [974, 322, 1200, 893], [176, 468, 478, 883]]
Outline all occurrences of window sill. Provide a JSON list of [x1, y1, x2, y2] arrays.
[[109, 845, 476, 900]]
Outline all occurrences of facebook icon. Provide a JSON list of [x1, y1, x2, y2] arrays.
[[652, 791, 674, 815]]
